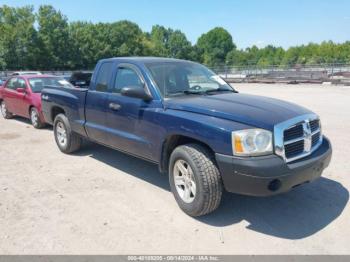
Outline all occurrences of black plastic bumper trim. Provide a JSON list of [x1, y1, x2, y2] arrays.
[[215, 137, 332, 196]]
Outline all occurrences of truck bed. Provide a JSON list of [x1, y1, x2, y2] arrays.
[[41, 86, 88, 137]]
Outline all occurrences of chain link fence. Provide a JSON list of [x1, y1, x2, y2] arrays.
[[209, 63, 350, 84], [1, 64, 350, 85]]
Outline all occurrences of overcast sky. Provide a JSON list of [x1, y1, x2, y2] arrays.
[[1, 0, 350, 49]]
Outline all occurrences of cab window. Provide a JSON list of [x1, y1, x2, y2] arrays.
[[112, 67, 143, 93], [6, 78, 18, 90], [95, 62, 113, 92], [17, 78, 26, 89]]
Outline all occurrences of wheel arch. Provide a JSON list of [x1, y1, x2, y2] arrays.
[[28, 105, 36, 114], [159, 134, 215, 174], [51, 106, 66, 122]]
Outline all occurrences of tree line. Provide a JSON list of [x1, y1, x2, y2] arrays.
[[1, 5, 350, 70]]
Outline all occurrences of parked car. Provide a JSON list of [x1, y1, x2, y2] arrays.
[[0, 77, 9, 100], [0, 75, 74, 128], [63, 74, 72, 82], [41, 57, 332, 216], [0, 81, 4, 100], [11, 71, 42, 76], [69, 71, 92, 88]]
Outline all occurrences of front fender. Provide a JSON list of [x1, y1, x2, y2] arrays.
[[158, 109, 254, 157]]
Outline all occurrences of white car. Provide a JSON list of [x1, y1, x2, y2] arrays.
[[11, 71, 42, 76]]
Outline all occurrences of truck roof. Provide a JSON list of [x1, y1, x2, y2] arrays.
[[99, 57, 195, 65]]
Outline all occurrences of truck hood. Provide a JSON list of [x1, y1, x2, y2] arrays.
[[164, 93, 313, 130]]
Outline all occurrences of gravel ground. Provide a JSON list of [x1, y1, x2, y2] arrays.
[[0, 84, 349, 254]]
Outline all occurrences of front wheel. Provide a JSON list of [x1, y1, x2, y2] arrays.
[[53, 113, 82, 153], [169, 144, 223, 217], [30, 107, 45, 129], [1, 101, 13, 119]]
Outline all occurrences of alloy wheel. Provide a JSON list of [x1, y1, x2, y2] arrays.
[[31, 109, 38, 126], [1, 102, 7, 117], [173, 159, 197, 203], [56, 121, 67, 147]]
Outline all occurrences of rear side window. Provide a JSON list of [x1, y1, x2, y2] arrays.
[[95, 62, 113, 92], [112, 67, 143, 93], [29, 77, 73, 93], [17, 78, 26, 88], [6, 78, 18, 90]]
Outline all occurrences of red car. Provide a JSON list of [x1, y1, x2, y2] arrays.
[[0, 75, 74, 128], [0, 82, 3, 100]]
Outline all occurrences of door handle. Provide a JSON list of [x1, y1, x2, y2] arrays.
[[109, 102, 121, 111]]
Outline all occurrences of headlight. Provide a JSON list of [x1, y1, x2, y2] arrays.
[[232, 129, 273, 156]]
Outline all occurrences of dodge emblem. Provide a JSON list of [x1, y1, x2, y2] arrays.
[[303, 120, 312, 152]]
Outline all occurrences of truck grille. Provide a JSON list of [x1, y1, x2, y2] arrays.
[[310, 119, 320, 133], [284, 125, 303, 141], [312, 131, 321, 147], [285, 140, 304, 159], [274, 114, 323, 163]]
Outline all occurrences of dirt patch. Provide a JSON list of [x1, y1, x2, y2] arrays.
[[0, 133, 21, 140], [29, 138, 43, 144]]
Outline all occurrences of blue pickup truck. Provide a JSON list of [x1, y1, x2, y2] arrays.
[[41, 57, 332, 216]]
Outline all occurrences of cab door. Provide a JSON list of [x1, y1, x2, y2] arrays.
[[105, 64, 154, 159], [85, 61, 114, 145], [2, 77, 20, 114], [12, 78, 29, 117]]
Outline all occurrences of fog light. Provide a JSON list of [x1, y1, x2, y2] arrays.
[[268, 179, 282, 192]]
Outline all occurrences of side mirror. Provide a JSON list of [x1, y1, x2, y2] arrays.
[[121, 86, 152, 101], [16, 88, 26, 93]]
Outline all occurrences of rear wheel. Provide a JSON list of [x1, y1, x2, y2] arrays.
[[169, 144, 223, 217], [30, 107, 45, 129], [1, 101, 13, 119], [53, 113, 81, 153]]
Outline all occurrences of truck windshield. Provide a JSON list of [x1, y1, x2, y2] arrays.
[[29, 77, 74, 93], [146, 61, 235, 98]]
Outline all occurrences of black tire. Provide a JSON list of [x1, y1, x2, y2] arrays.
[[1, 101, 13, 119], [169, 144, 223, 217], [30, 107, 45, 129], [53, 113, 82, 153]]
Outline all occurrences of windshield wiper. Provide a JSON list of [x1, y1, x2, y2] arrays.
[[170, 88, 237, 97], [205, 88, 237, 94], [183, 90, 205, 95], [165, 90, 204, 97]]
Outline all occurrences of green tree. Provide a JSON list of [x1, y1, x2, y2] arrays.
[[167, 30, 192, 59], [109, 20, 147, 57], [69, 21, 96, 69], [70, 21, 152, 69], [281, 46, 300, 66], [37, 5, 71, 69], [149, 25, 194, 59], [196, 27, 236, 66], [1, 4, 350, 70], [0, 5, 38, 70], [0, 44, 6, 69], [150, 25, 170, 57], [226, 49, 248, 66]]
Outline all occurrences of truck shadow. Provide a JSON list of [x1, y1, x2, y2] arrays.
[[199, 178, 348, 239], [76, 142, 171, 191], [6, 116, 53, 131], [76, 142, 348, 240]]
